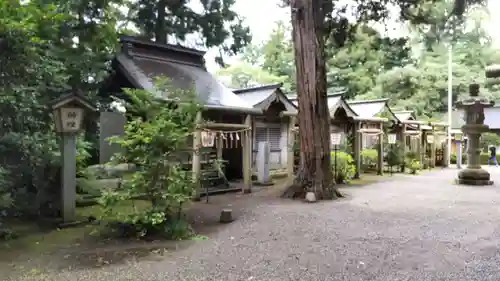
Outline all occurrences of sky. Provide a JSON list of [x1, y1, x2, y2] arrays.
[[205, 0, 500, 72]]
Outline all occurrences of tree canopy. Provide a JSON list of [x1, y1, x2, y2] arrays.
[[217, 0, 499, 120]]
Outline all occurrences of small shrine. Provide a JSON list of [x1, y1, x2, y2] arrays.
[[455, 83, 495, 185]]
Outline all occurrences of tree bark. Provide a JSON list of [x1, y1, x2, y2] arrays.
[[282, 0, 340, 200]]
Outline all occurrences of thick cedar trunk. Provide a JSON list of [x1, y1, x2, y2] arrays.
[[282, 0, 340, 200]]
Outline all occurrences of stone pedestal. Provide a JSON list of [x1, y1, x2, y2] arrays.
[[458, 168, 492, 185], [457, 130, 493, 185], [455, 83, 495, 186]]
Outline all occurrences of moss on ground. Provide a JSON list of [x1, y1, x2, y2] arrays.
[[0, 200, 151, 258]]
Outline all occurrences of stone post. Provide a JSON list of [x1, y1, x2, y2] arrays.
[[456, 83, 494, 185], [61, 133, 77, 222], [256, 141, 271, 185]]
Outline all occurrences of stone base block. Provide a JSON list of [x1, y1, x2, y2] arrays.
[[457, 179, 494, 185], [457, 168, 494, 186]]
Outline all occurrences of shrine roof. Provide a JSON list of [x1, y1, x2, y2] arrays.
[[346, 98, 398, 121], [105, 36, 254, 112], [234, 83, 297, 112], [287, 91, 357, 118], [393, 110, 416, 122]]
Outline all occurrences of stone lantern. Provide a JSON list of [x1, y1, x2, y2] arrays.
[[455, 83, 494, 185]]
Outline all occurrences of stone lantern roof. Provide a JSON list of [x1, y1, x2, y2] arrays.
[[455, 83, 494, 109]]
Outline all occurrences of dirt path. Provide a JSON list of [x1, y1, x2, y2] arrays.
[[8, 169, 500, 280]]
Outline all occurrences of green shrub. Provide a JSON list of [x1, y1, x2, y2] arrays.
[[450, 152, 467, 164], [330, 151, 356, 183], [408, 159, 421, 174], [76, 136, 92, 178], [99, 81, 201, 239], [405, 151, 419, 161], [360, 149, 378, 171], [481, 153, 492, 165], [386, 143, 404, 168]]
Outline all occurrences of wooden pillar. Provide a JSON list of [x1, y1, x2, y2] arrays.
[[442, 127, 449, 168], [417, 125, 423, 169], [242, 114, 252, 193], [422, 130, 428, 168], [192, 111, 202, 201], [399, 124, 406, 172], [353, 121, 361, 179], [430, 126, 436, 168], [377, 122, 384, 175], [287, 116, 296, 184], [216, 133, 223, 178]]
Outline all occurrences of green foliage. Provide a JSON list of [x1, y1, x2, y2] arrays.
[[76, 136, 92, 178], [450, 152, 467, 164], [405, 151, 419, 161], [404, 151, 421, 172], [360, 149, 378, 171], [328, 25, 412, 99], [128, 0, 251, 66], [480, 133, 500, 151], [330, 151, 356, 183], [480, 152, 491, 165], [0, 2, 71, 218], [408, 160, 421, 174], [216, 63, 288, 89], [99, 82, 201, 239], [0, 168, 13, 210], [238, 21, 295, 91], [386, 143, 404, 168]]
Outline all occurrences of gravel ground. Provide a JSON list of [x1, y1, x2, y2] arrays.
[[10, 167, 500, 281]]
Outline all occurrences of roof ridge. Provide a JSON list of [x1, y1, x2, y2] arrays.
[[233, 83, 283, 94], [347, 98, 389, 104], [120, 35, 206, 58]]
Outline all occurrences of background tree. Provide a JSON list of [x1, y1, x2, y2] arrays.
[[327, 25, 412, 99], [126, 0, 252, 65], [216, 62, 289, 89], [229, 21, 296, 92]]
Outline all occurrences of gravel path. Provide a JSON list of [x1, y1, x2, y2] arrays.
[[11, 168, 500, 281]]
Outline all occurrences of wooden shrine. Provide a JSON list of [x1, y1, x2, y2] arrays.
[[192, 107, 262, 200]]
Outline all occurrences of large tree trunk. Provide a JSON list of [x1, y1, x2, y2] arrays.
[[282, 0, 340, 200]]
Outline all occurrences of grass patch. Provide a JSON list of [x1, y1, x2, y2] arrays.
[[0, 200, 151, 258]]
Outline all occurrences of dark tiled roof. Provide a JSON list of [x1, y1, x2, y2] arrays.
[[233, 83, 283, 94], [111, 36, 253, 109]]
